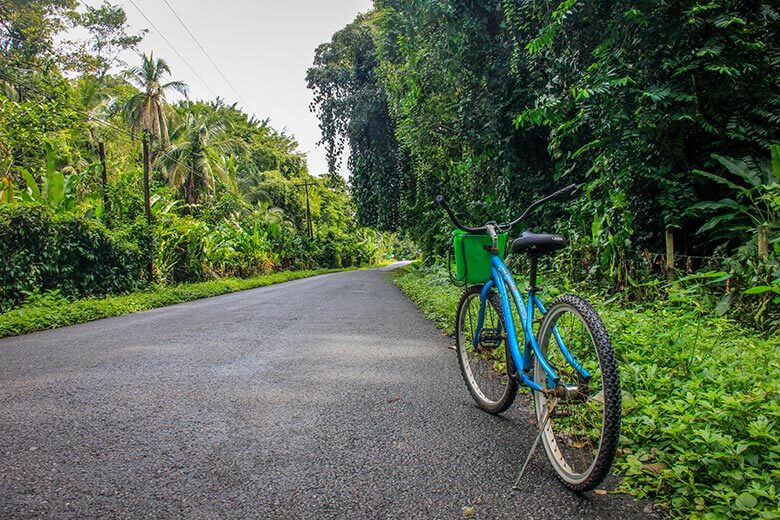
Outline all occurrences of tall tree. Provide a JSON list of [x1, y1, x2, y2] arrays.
[[307, 12, 405, 231], [123, 52, 188, 150], [156, 103, 243, 205], [67, 1, 145, 79], [0, 0, 76, 64]]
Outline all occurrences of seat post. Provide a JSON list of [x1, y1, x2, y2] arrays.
[[529, 255, 539, 291]]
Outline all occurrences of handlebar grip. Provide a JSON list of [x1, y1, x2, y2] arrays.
[[434, 194, 455, 216], [550, 183, 578, 199], [434, 194, 483, 232]]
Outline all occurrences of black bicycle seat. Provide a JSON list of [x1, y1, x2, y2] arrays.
[[511, 231, 567, 256]]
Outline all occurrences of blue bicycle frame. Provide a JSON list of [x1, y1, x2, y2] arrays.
[[473, 254, 591, 392]]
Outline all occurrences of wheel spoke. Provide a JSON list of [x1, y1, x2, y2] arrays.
[[532, 295, 620, 491], [456, 288, 517, 414]]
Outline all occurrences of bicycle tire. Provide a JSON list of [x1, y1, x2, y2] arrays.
[[455, 284, 519, 414], [533, 294, 621, 491]]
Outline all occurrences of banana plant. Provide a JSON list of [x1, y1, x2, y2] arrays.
[[690, 145, 779, 246], [16, 147, 97, 213]]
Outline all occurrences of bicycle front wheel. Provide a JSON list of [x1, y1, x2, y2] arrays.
[[533, 294, 621, 491], [455, 285, 518, 414]]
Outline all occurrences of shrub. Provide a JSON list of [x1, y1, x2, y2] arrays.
[[155, 214, 208, 283], [0, 204, 52, 311], [0, 203, 147, 311]]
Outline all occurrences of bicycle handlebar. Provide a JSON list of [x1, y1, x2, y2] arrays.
[[434, 194, 485, 232], [435, 183, 578, 233]]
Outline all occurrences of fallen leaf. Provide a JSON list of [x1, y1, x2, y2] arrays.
[[594, 489, 608, 495], [642, 462, 668, 475]]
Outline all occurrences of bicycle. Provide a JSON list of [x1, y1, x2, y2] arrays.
[[435, 185, 621, 492]]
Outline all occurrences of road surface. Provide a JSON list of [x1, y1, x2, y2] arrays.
[[0, 267, 655, 519]]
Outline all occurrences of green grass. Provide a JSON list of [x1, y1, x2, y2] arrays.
[[393, 264, 780, 519], [0, 268, 344, 338]]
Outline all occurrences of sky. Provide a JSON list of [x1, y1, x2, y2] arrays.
[[83, 0, 373, 177]]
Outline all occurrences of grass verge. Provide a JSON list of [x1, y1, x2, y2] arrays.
[[392, 264, 779, 519], [0, 268, 344, 339]]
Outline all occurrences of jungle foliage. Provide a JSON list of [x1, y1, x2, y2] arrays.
[[0, 1, 402, 313], [307, 0, 780, 329]]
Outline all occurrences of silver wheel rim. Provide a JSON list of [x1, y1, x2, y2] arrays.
[[458, 292, 510, 406], [533, 304, 605, 484]]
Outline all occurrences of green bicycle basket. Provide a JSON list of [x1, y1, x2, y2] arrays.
[[452, 229, 508, 284]]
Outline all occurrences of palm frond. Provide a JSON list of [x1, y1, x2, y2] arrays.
[[163, 80, 189, 98]]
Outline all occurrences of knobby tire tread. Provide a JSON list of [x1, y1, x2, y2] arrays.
[[537, 294, 621, 492]]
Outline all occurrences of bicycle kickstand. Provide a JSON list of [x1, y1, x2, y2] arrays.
[[512, 401, 556, 490]]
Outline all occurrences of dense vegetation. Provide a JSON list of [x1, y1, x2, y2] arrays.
[[0, 1, 399, 314], [309, 1, 780, 518], [307, 0, 779, 330], [394, 265, 779, 519]]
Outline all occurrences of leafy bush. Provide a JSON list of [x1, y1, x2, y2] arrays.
[[609, 305, 779, 519], [155, 213, 209, 283], [0, 203, 146, 311], [204, 218, 275, 278]]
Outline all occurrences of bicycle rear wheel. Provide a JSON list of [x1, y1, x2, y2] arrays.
[[455, 285, 518, 414], [533, 294, 621, 491]]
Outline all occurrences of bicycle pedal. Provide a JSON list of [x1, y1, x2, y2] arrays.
[[479, 328, 503, 348]]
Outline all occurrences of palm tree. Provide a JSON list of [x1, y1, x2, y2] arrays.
[[156, 105, 245, 205], [123, 52, 188, 150], [73, 75, 112, 147]]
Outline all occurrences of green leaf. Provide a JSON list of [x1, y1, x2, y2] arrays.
[[47, 171, 65, 209], [771, 144, 780, 183], [712, 155, 760, 187], [735, 492, 758, 510], [20, 168, 42, 202], [696, 212, 739, 234], [44, 143, 57, 178], [743, 285, 778, 295], [692, 169, 745, 192], [690, 199, 741, 212]]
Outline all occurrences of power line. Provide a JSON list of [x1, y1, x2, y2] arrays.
[[124, 0, 219, 99], [159, 0, 255, 115]]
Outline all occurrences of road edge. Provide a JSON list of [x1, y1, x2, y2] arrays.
[[0, 268, 349, 339]]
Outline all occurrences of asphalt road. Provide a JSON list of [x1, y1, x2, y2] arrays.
[[0, 267, 655, 519]]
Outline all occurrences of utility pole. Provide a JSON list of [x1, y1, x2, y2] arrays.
[[98, 142, 109, 215], [295, 180, 314, 239], [142, 130, 152, 225], [142, 130, 154, 281]]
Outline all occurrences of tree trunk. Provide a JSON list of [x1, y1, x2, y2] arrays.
[[187, 172, 196, 206], [758, 224, 769, 260], [142, 131, 154, 282], [665, 229, 675, 281]]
